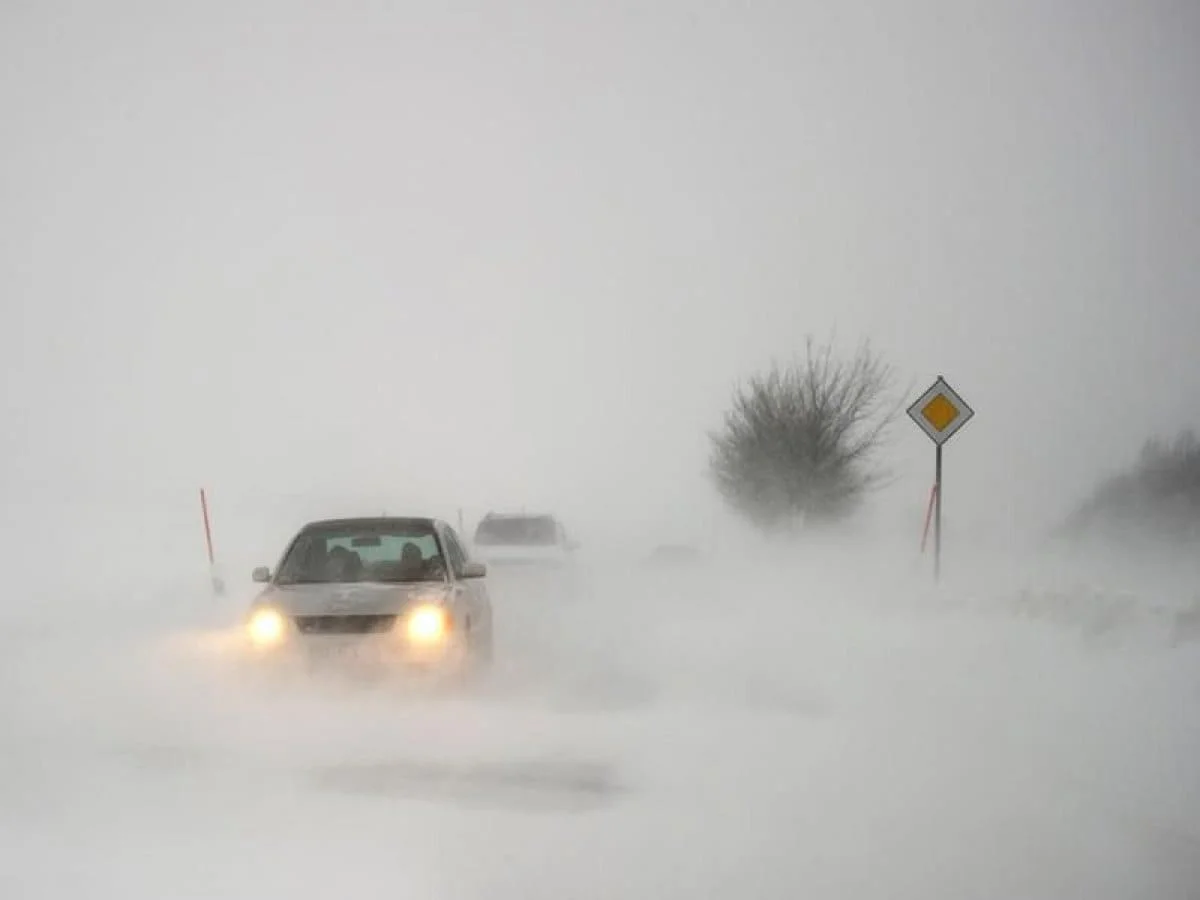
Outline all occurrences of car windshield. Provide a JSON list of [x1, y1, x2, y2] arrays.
[[473, 515, 558, 546], [274, 521, 447, 585]]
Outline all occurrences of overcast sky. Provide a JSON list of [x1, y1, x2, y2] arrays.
[[2, 1, 1197, 544]]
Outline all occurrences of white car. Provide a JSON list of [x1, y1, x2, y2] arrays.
[[470, 512, 578, 568], [244, 515, 493, 677]]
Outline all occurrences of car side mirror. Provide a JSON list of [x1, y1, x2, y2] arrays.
[[462, 561, 487, 579], [252, 566, 271, 583]]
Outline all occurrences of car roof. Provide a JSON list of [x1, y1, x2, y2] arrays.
[[301, 516, 443, 530], [481, 511, 558, 520]]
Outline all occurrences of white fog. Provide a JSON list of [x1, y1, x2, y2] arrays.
[[2, 2, 1198, 898]]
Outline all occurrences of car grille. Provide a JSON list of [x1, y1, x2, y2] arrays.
[[293, 614, 398, 636]]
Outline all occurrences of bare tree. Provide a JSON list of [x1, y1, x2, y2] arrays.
[[1060, 428, 1200, 546], [708, 337, 902, 532]]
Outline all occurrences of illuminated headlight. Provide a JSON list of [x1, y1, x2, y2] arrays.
[[247, 608, 287, 647], [405, 605, 449, 644]]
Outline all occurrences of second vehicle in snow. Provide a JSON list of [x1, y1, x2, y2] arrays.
[[470, 511, 578, 567]]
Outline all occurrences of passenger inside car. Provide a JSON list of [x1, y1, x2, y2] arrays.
[[398, 542, 424, 579], [326, 545, 364, 582], [365, 540, 447, 582]]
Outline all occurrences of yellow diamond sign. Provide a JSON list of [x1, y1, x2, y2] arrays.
[[907, 376, 974, 446], [921, 393, 959, 432]]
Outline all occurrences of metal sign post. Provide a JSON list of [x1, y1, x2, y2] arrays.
[[934, 442, 943, 579], [906, 376, 975, 582]]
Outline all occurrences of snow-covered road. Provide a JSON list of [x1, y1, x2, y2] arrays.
[[3, 537, 1199, 899]]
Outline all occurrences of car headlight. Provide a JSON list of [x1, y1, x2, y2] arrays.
[[405, 605, 450, 643], [247, 608, 287, 647]]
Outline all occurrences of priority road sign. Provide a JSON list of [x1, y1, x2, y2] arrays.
[[906, 376, 974, 583], [907, 376, 974, 447]]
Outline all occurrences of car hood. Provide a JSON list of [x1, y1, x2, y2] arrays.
[[474, 544, 567, 566], [254, 581, 447, 617]]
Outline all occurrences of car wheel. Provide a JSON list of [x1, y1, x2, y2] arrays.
[[474, 625, 494, 666], [453, 623, 491, 684]]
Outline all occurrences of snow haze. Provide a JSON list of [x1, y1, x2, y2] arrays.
[[3, 1, 1198, 533], [2, 2, 1199, 898]]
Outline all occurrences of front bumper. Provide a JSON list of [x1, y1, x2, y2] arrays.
[[245, 616, 465, 674]]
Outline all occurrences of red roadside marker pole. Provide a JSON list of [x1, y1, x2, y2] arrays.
[[920, 482, 938, 554], [200, 487, 226, 595]]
